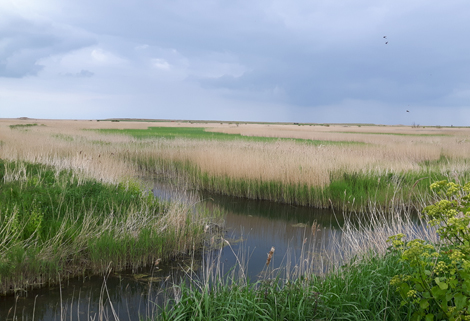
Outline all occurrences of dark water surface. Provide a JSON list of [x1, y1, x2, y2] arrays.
[[202, 193, 342, 278], [0, 185, 341, 321]]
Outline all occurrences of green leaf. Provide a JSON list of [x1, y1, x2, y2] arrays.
[[425, 313, 434, 321], [420, 298, 430, 309], [435, 277, 448, 290], [431, 285, 445, 297], [462, 279, 470, 292], [448, 278, 458, 289], [454, 292, 468, 310], [424, 270, 432, 276], [439, 282, 448, 290], [446, 292, 453, 302], [412, 311, 425, 321], [399, 283, 411, 298]]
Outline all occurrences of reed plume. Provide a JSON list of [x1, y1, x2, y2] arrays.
[[266, 246, 275, 266]]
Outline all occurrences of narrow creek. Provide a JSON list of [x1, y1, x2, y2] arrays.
[[0, 181, 346, 321]]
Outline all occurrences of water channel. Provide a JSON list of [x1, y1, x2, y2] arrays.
[[0, 182, 351, 321]]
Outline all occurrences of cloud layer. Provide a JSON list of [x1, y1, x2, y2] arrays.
[[1, 0, 469, 125]]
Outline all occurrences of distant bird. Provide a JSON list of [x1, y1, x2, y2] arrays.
[[383, 36, 387, 39], [385, 42, 388, 44], [406, 110, 410, 113]]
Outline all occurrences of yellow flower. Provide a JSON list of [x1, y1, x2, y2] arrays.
[[407, 289, 417, 298]]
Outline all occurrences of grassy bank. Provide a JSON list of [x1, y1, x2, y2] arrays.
[[157, 252, 413, 321], [0, 160, 206, 295], [134, 155, 462, 211]]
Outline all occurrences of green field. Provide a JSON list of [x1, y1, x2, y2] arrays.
[[97, 126, 366, 146]]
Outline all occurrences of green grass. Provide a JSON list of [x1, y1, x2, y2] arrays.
[[0, 159, 204, 294], [9, 123, 39, 129], [325, 170, 450, 208], [418, 154, 470, 168], [156, 251, 413, 320], [96, 127, 366, 146]]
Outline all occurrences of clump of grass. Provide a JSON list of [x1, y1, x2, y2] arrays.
[[157, 242, 415, 320], [9, 123, 38, 129], [0, 160, 208, 295]]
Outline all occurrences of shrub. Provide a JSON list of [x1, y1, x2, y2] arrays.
[[388, 181, 470, 320]]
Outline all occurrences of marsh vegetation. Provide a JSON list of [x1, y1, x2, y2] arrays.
[[3, 119, 469, 212], [96, 122, 470, 210], [0, 160, 209, 295], [0, 119, 469, 319]]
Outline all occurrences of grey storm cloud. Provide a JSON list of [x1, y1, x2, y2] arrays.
[[0, 12, 95, 78], [1, 0, 470, 124], [94, 0, 465, 109]]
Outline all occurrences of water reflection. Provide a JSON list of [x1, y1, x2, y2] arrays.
[[202, 194, 343, 280]]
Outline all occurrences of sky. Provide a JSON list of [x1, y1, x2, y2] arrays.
[[1, 0, 470, 125]]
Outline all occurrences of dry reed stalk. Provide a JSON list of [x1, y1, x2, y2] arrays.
[[311, 221, 320, 236], [270, 208, 439, 281], [206, 123, 470, 143], [266, 246, 275, 266], [0, 123, 137, 184]]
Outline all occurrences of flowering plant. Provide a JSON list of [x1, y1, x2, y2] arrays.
[[388, 181, 470, 321]]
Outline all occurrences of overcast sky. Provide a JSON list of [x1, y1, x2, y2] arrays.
[[1, 0, 470, 125]]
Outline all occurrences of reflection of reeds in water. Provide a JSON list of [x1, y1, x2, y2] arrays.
[[201, 204, 437, 284], [292, 208, 437, 280]]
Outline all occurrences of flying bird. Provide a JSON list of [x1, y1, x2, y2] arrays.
[[385, 42, 388, 44], [383, 36, 387, 39], [406, 110, 410, 113]]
